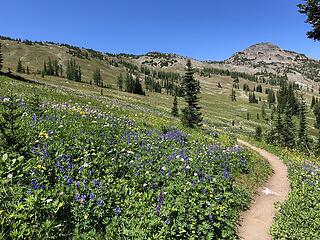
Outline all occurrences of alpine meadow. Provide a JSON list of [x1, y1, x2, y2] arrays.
[[0, 0, 320, 239]]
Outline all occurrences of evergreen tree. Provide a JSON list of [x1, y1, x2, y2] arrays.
[[117, 73, 124, 90], [133, 77, 144, 95], [255, 126, 262, 141], [314, 130, 320, 157], [246, 112, 250, 120], [267, 88, 276, 107], [93, 68, 102, 86], [230, 88, 236, 101], [298, 97, 310, 152], [313, 103, 320, 129], [298, 0, 320, 41], [17, 58, 23, 73], [283, 105, 295, 148], [171, 95, 179, 117], [311, 95, 316, 109], [0, 43, 3, 72], [275, 108, 284, 146], [181, 60, 202, 127]]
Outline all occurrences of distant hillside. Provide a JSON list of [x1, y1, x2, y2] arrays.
[[221, 42, 320, 86], [1, 36, 320, 88]]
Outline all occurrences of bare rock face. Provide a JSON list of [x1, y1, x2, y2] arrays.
[[222, 43, 320, 86], [226, 42, 308, 65]]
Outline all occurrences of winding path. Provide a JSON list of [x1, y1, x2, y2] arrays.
[[237, 139, 290, 240]]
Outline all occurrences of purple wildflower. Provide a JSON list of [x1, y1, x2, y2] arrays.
[[76, 181, 80, 189], [89, 192, 95, 200], [114, 206, 122, 215], [93, 179, 99, 188], [97, 197, 103, 206], [32, 113, 37, 122], [75, 193, 81, 202], [155, 192, 164, 216], [223, 168, 230, 179], [165, 218, 171, 225], [209, 214, 213, 223]]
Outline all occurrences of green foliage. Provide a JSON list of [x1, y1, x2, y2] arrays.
[[248, 92, 258, 104], [171, 95, 179, 117], [0, 99, 255, 239], [92, 68, 103, 87], [297, 98, 310, 152], [313, 102, 320, 129], [255, 126, 262, 141], [267, 88, 276, 107], [277, 82, 299, 115], [16, 58, 24, 73], [66, 59, 81, 82], [0, 92, 25, 152], [298, 0, 320, 41], [43, 58, 62, 77], [117, 73, 124, 90], [270, 149, 320, 239], [181, 60, 202, 128]]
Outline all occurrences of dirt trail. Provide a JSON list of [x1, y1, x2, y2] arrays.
[[237, 139, 290, 240]]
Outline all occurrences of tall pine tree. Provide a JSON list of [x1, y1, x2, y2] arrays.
[[171, 95, 179, 117], [298, 97, 310, 152], [283, 105, 295, 148], [181, 60, 202, 127], [17, 58, 23, 73]]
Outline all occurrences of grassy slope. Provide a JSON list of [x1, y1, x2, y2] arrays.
[[1, 38, 319, 138]]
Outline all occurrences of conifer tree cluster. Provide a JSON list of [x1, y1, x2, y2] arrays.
[[277, 82, 299, 115], [266, 88, 276, 107], [92, 68, 103, 87], [264, 96, 313, 153], [118, 72, 145, 95], [243, 83, 250, 92], [141, 66, 183, 96], [248, 92, 258, 103], [66, 59, 81, 82], [181, 60, 202, 127], [42, 58, 63, 77]]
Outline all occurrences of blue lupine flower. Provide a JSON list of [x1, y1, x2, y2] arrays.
[[89, 192, 95, 200], [93, 179, 99, 188], [32, 113, 37, 122], [223, 168, 230, 179], [88, 169, 92, 175], [76, 181, 80, 189], [97, 197, 103, 206], [75, 193, 81, 201], [18, 197, 24, 202], [202, 188, 206, 194], [155, 192, 164, 216], [114, 206, 121, 215], [209, 214, 213, 223], [165, 218, 171, 225], [27, 189, 33, 194], [67, 178, 74, 186]]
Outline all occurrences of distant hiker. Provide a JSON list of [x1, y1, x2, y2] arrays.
[[232, 120, 235, 126]]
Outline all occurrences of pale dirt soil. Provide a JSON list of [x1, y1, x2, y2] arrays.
[[237, 139, 290, 240]]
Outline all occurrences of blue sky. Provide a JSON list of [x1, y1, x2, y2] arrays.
[[0, 0, 319, 60]]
